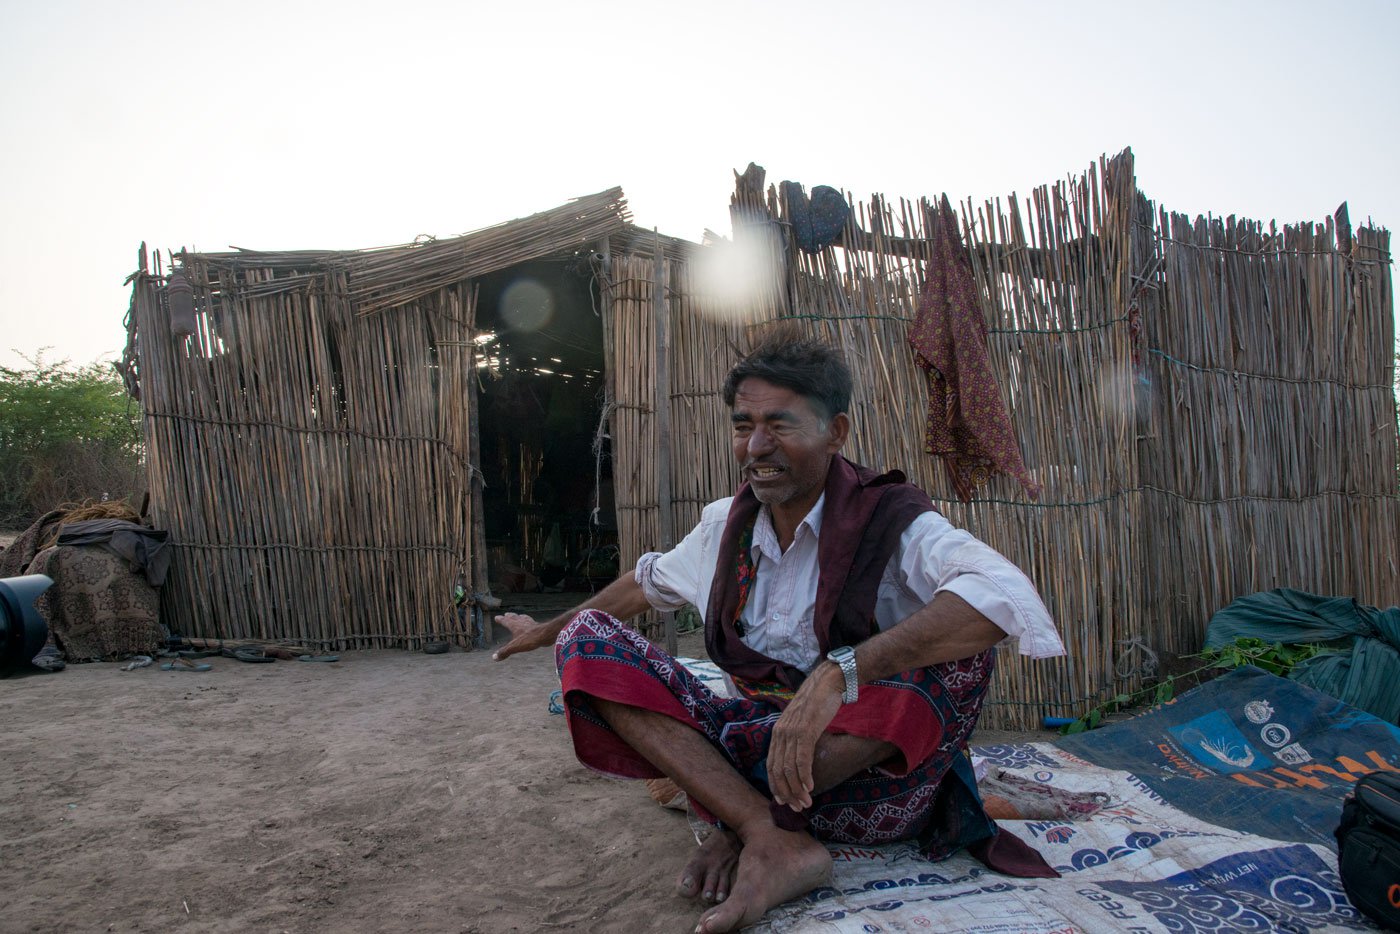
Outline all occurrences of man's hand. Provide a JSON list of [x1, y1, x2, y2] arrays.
[[490, 574, 652, 663], [765, 663, 844, 811], [492, 613, 559, 661]]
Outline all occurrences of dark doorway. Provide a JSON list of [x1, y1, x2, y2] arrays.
[[473, 255, 618, 596]]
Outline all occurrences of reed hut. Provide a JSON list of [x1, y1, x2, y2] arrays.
[[124, 190, 634, 654], [125, 148, 1397, 728]]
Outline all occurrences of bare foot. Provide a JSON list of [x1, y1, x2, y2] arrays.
[[677, 828, 740, 902], [694, 827, 831, 933]]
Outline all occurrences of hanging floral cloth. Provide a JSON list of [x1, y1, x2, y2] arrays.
[[908, 196, 1039, 502]]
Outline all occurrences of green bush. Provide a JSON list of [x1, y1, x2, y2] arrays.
[[0, 354, 144, 528]]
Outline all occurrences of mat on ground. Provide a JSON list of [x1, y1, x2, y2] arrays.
[[660, 660, 1397, 932]]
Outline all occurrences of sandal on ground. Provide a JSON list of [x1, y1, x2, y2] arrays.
[[32, 648, 67, 672], [223, 647, 275, 663], [296, 654, 340, 663], [160, 657, 212, 672]]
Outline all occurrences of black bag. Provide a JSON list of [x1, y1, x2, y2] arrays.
[[1336, 772, 1400, 930]]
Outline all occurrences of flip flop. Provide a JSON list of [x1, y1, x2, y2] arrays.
[[296, 654, 340, 663], [32, 646, 66, 672], [224, 648, 275, 663], [122, 655, 154, 671], [160, 658, 212, 672]]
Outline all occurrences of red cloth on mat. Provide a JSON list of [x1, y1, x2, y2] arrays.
[[970, 828, 1061, 879], [909, 195, 1039, 502]]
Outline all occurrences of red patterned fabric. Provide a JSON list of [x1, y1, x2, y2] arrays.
[[556, 610, 998, 855], [908, 196, 1039, 502], [732, 516, 759, 636]]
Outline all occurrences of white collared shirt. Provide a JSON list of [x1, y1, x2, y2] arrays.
[[635, 494, 1064, 673]]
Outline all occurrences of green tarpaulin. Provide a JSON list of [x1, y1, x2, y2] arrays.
[[1204, 588, 1400, 724]]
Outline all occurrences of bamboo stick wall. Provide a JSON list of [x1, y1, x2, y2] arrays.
[[132, 260, 477, 649], [607, 250, 663, 598], [604, 235, 763, 640], [621, 149, 1396, 729], [739, 155, 1139, 728], [1138, 209, 1398, 653]]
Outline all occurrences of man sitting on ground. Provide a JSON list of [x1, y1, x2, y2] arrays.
[[494, 331, 1064, 933]]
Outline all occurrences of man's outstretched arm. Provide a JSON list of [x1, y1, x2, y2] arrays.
[[491, 573, 653, 661]]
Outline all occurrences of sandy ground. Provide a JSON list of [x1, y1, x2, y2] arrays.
[[2, 590, 1040, 934], [3, 630, 721, 934]]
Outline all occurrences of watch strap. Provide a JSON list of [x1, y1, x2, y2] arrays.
[[827, 646, 859, 704]]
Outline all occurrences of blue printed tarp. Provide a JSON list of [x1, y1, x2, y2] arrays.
[[1057, 665, 1400, 850], [711, 662, 1397, 932]]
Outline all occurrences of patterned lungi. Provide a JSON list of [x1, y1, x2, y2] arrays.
[[555, 610, 995, 853]]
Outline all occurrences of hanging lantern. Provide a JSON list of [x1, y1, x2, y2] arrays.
[[167, 270, 196, 338]]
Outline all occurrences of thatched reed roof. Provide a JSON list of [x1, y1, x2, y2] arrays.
[[178, 187, 632, 316]]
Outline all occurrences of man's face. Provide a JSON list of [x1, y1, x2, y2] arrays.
[[730, 377, 848, 511]]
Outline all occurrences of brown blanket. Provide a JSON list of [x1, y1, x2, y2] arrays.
[[1, 510, 163, 661]]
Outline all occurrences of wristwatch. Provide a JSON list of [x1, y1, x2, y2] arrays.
[[826, 645, 859, 704]]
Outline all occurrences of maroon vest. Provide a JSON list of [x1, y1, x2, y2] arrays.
[[704, 456, 936, 687]]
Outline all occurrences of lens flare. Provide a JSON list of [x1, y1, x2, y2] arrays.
[[500, 279, 554, 332], [690, 233, 781, 323], [1095, 362, 1151, 426]]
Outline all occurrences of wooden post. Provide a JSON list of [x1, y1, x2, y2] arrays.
[[467, 287, 493, 647], [596, 235, 616, 483], [653, 231, 677, 655], [597, 237, 615, 392]]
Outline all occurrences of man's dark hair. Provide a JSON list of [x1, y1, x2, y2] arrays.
[[721, 327, 853, 419]]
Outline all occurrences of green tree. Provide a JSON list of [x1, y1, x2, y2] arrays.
[[0, 353, 144, 528]]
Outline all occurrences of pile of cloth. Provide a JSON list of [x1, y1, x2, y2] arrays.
[[0, 503, 169, 666]]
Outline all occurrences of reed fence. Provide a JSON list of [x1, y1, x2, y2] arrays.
[[603, 231, 760, 643], [616, 149, 1396, 729], [129, 156, 1396, 725], [1137, 205, 1397, 654]]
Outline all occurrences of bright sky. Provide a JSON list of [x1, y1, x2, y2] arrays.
[[2, 0, 1396, 370]]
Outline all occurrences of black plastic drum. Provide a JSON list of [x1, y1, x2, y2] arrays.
[[0, 574, 53, 671]]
